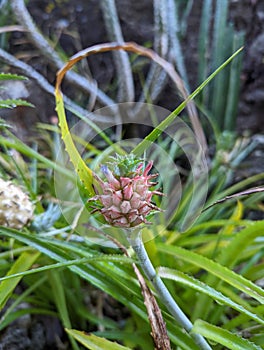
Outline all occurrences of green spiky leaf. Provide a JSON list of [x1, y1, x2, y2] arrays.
[[192, 320, 262, 350], [106, 154, 142, 177], [0, 73, 28, 81], [66, 329, 132, 350], [0, 99, 34, 109]]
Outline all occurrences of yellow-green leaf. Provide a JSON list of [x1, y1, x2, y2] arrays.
[[65, 329, 132, 350], [157, 242, 264, 304], [158, 267, 264, 326], [0, 251, 40, 309], [55, 90, 94, 195], [192, 320, 261, 350]]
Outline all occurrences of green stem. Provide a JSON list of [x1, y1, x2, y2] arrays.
[[128, 231, 212, 350]]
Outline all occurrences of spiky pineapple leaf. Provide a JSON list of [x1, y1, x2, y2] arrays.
[[0, 117, 12, 129], [0, 229, 206, 348], [158, 267, 264, 326], [0, 73, 28, 81], [55, 90, 94, 195], [0, 132, 75, 179], [0, 227, 144, 313], [0, 251, 40, 309], [0, 306, 57, 332], [157, 229, 264, 304], [65, 329, 132, 350], [191, 220, 264, 320], [107, 154, 142, 177], [192, 320, 262, 350], [0, 98, 34, 109], [0, 255, 134, 282], [49, 272, 79, 350], [132, 46, 243, 156]]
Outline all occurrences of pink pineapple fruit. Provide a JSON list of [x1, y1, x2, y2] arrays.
[[90, 155, 163, 228]]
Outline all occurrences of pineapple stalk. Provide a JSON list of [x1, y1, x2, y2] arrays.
[[128, 231, 212, 350]]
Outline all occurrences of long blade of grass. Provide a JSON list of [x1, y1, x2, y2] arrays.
[[211, 0, 229, 128], [55, 89, 94, 195], [193, 221, 264, 321], [192, 320, 262, 350], [0, 73, 28, 80], [0, 132, 74, 180], [0, 228, 204, 348], [49, 271, 80, 350], [224, 31, 245, 131], [197, 0, 212, 104], [0, 251, 40, 309], [93, 330, 153, 349], [133, 46, 243, 156], [0, 255, 133, 282], [0, 98, 34, 109], [158, 268, 264, 326], [157, 238, 264, 304], [0, 227, 146, 318], [203, 187, 264, 212], [203, 173, 264, 211], [66, 329, 132, 350]]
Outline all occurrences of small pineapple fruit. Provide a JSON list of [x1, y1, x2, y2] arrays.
[[90, 155, 162, 228], [0, 178, 34, 229]]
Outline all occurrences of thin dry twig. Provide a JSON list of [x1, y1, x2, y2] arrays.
[[204, 187, 264, 211], [134, 264, 172, 350]]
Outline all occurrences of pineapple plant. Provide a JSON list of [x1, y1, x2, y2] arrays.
[[90, 154, 163, 228], [0, 178, 34, 229]]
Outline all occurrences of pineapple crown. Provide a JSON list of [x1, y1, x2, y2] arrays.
[[102, 154, 143, 178]]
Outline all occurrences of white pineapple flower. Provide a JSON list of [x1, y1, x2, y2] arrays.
[[0, 178, 34, 229]]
